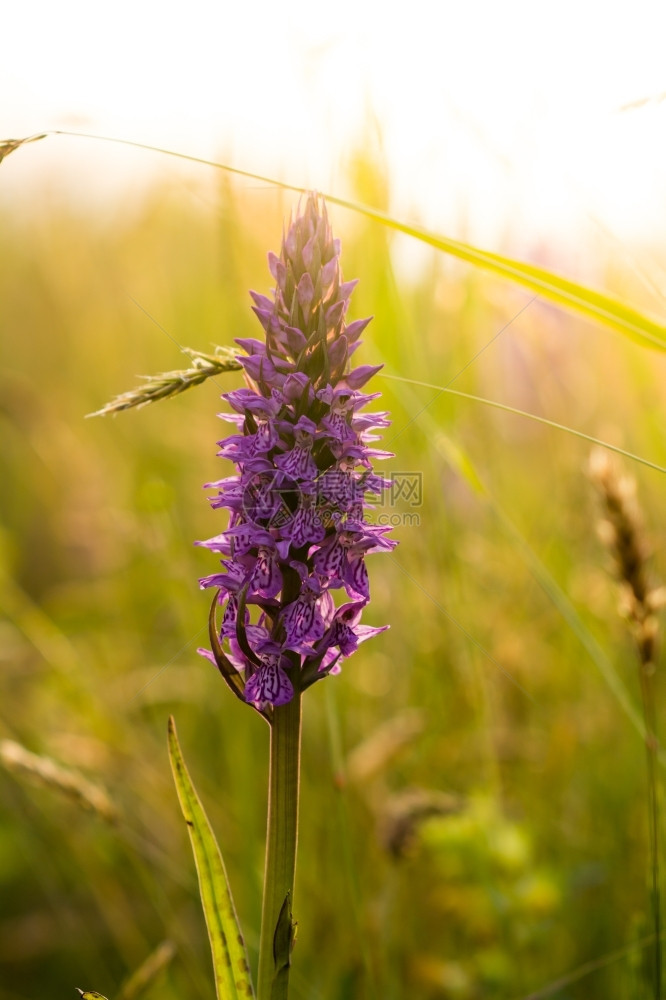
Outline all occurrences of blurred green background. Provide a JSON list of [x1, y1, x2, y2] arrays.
[[1, 151, 665, 1000]]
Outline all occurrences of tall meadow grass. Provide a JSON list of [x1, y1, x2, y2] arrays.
[[0, 150, 665, 999]]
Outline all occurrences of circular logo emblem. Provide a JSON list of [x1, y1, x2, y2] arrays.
[[242, 470, 301, 529]]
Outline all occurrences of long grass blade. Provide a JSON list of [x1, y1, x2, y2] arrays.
[[42, 130, 666, 352], [167, 717, 254, 1000], [381, 373, 666, 476], [391, 380, 649, 743], [494, 506, 648, 741], [5, 130, 664, 351]]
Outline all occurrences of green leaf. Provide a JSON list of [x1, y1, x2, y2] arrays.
[[76, 991, 109, 1000], [167, 717, 255, 1000], [272, 891, 296, 988]]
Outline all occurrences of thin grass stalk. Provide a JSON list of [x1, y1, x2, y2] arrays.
[[638, 663, 661, 999], [256, 687, 302, 1000], [589, 448, 664, 999], [325, 684, 380, 997], [0, 739, 118, 823]]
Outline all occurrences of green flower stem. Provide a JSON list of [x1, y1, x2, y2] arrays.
[[257, 681, 302, 1000]]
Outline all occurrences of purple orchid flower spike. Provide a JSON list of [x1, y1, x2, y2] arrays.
[[198, 193, 396, 714]]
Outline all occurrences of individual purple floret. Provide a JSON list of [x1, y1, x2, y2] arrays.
[[197, 193, 396, 713]]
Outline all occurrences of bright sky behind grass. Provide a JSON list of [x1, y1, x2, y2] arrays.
[[3, 0, 666, 251]]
